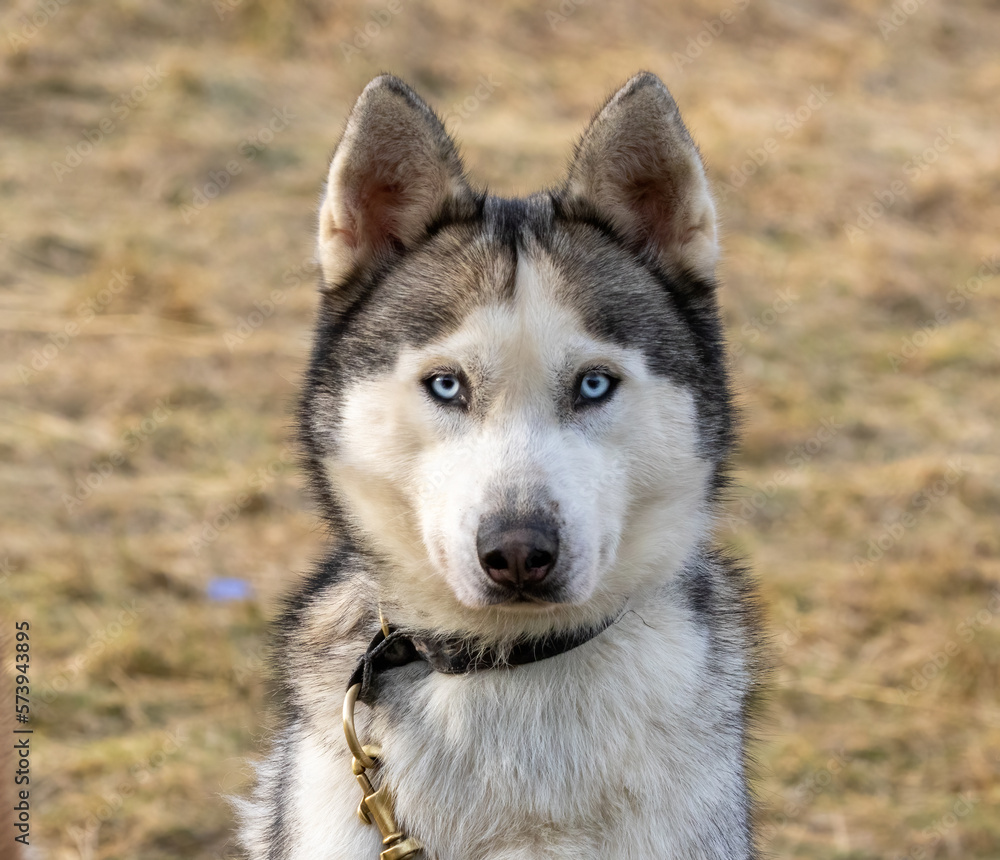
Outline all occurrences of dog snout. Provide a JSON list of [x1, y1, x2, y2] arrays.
[[477, 516, 559, 589]]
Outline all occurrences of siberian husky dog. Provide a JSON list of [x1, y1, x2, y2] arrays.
[[238, 71, 761, 860]]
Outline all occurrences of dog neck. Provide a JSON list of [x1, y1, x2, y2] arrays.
[[349, 616, 619, 705]]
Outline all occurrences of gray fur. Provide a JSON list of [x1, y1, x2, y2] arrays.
[[239, 73, 763, 860]]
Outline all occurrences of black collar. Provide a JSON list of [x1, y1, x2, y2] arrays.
[[348, 617, 617, 705]]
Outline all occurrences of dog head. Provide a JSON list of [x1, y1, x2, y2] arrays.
[[301, 73, 732, 637]]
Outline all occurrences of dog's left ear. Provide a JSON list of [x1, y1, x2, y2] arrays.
[[318, 75, 472, 288], [563, 72, 718, 281]]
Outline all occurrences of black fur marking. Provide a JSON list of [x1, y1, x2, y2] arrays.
[[299, 187, 738, 529], [278, 544, 352, 630], [249, 72, 762, 860], [424, 189, 488, 239], [682, 562, 716, 620], [544, 214, 735, 472]]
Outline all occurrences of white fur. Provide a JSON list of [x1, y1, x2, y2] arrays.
[[237, 256, 757, 860], [325, 250, 713, 642], [249, 588, 751, 860], [237, 248, 753, 859], [240, 73, 756, 860]]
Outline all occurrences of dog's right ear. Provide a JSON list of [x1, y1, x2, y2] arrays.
[[562, 72, 718, 282], [318, 75, 471, 288]]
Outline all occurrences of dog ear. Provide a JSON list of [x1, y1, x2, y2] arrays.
[[318, 75, 471, 287], [563, 72, 718, 281]]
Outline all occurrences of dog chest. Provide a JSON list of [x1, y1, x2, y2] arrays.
[[362, 607, 752, 859]]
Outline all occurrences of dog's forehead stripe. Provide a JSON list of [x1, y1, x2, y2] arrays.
[[316, 195, 732, 463], [405, 251, 642, 395], [336, 199, 689, 372]]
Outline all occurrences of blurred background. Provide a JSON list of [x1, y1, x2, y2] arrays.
[[2, 0, 998, 857]]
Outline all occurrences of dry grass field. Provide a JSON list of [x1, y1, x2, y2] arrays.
[[2, 0, 999, 857]]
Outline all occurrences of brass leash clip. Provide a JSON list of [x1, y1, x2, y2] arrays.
[[344, 681, 422, 860]]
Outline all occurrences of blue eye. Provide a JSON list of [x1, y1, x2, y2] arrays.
[[426, 373, 465, 404], [577, 371, 616, 404]]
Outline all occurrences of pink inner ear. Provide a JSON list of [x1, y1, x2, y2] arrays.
[[625, 178, 684, 250], [349, 181, 407, 255]]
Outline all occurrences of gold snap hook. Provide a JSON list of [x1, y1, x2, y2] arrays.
[[344, 615, 422, 859], [343, 683, 376, 769], [378, 605, 391, 637], [381, 837, 422, 860]]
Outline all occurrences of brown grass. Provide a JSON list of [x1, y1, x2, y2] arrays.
[[2, 1, 998, 857]]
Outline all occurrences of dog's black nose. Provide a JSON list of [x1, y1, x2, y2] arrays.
[[477, 517, 559, 588]]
